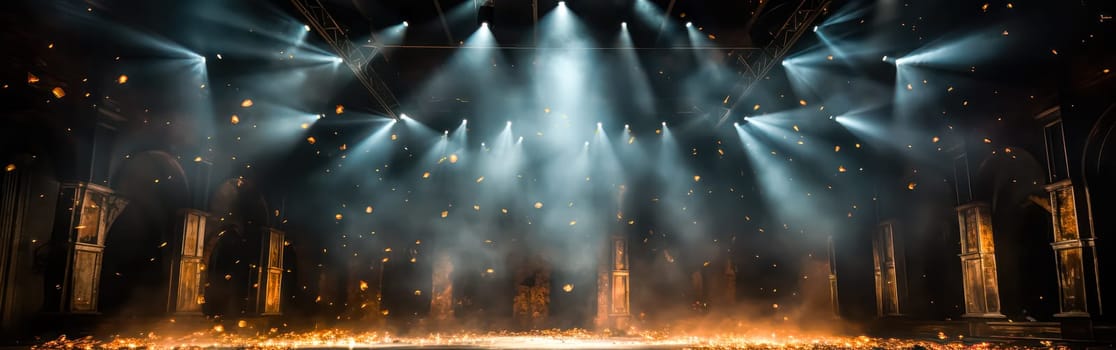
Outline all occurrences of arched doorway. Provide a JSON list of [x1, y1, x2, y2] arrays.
[[1082, 103, 1116, 315], [101, 150, 189, 317], [975, 149, 1058, 320], [202, 227, 255, 319]]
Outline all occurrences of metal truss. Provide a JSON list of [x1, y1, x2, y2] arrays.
[[716, 0, 831, 126], [291, 0, 400, 119]]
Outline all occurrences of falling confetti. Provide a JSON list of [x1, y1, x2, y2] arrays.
[[335, 104, 344, 114], [230, 115, 240, 125], [335, 213, 343, 220], [693, 175, 701, 182], [441, 210, 448, 218], [798, 99, 807, 106], [534, 202, 543, 209], [51, 87, 65, 98], [907, 182, 917, 190], [240, 99, 254, 108], [116, 74, 128, 84], [449, 154, 459, 163], [306, 136, 316, 144], [27, 72, 39, 84], [4, 164, 15, 172], [562, 284, 574, 292], [365, 206, 374, 214]]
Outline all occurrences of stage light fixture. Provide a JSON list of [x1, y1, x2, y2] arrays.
[[813, 25, 818, 32], [304, 24, 311, 32], [401, 113, 411, 120], [478, 0, 495, 27], [882, 55, 889, 62], [661, 121, 667, 126], [403, 21, 409, 27], [558, 1, 566, 7], [685, 22, 693, 28], [462, 119, 468, 125], [621, 21, 627, 28], [506, 121, 512, 127], [597, 122, 602, 129], [332, 57, 343, 63]]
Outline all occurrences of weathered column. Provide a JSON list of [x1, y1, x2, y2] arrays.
[[167, 209, 207, 314], [827, 236, 840, 318], [608, 235, 630, 329], [43, 182, 127, 313], [872, 221, 904, 317], [430, 251, 454, 323], [1045, 180, 1092, 317], [955, 202, 1006, 319], [256, 227, 284, 315]]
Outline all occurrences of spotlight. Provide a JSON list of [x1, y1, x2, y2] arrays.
[[621, 21, 627, 28], [558, 1, 566, 7], [481, 22, 489, 28], [661, 121, 667, 126], [200, 56, 207, 63], [517, 136, 524, 143], [304, 24, 311, 32], [597, 122, 602, 129], [444, 130, 449, 135], [506, 121, 512, 127], [733, 122, 739, 127], [332, 57, 343, 63], [685, 21, 693, 28], [402, 21, 409, 27], [813, 25, 818, 32], [584, 141, 590, 147], [391, 118, 398, 124], [400, 113, 410, 120], [882, 55, 889, 62], [462, 119, 468, 125], [624, 124, 630, 129]]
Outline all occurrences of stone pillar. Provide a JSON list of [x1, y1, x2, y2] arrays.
[[43, 182, 127, 313], [955, 202, 1005, 319], [827, 236, 840, 318], [430, 251, 454, 323], [1045, 180, 1093, 316], [256, 228, 284, 315], [872, 221, 904, 317], [608, 235, 630, 329], [167, 209, 207, 314]]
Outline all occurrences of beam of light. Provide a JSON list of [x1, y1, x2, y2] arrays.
[[833, 112, 891, 147], [616, 25, 656, 116], [894, 29, 1011, 69], [734, 123, 832, 230], [398, 113, 441, 140]]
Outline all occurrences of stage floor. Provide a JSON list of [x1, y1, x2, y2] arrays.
[[26, 330, 1062, 349]]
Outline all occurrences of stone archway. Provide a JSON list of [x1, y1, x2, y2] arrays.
[[202, 226, 254, 320], [101, 150, 190, 317], [1081, 103, 1116, 316], [974, 148, 1058, 320]]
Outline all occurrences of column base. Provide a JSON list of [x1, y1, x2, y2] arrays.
[[962, 313, 1007, 319], [1055, 314, 1094, 340]]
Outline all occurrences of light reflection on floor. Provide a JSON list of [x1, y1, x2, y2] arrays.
[[30, 329, 1055, 349]]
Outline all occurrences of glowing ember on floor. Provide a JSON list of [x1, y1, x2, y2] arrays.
[[30, 329, 1037, 349]]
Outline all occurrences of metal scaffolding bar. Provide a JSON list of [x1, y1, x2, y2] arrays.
[[291, 0, 400, 118], [717, 0, 830, 126]]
